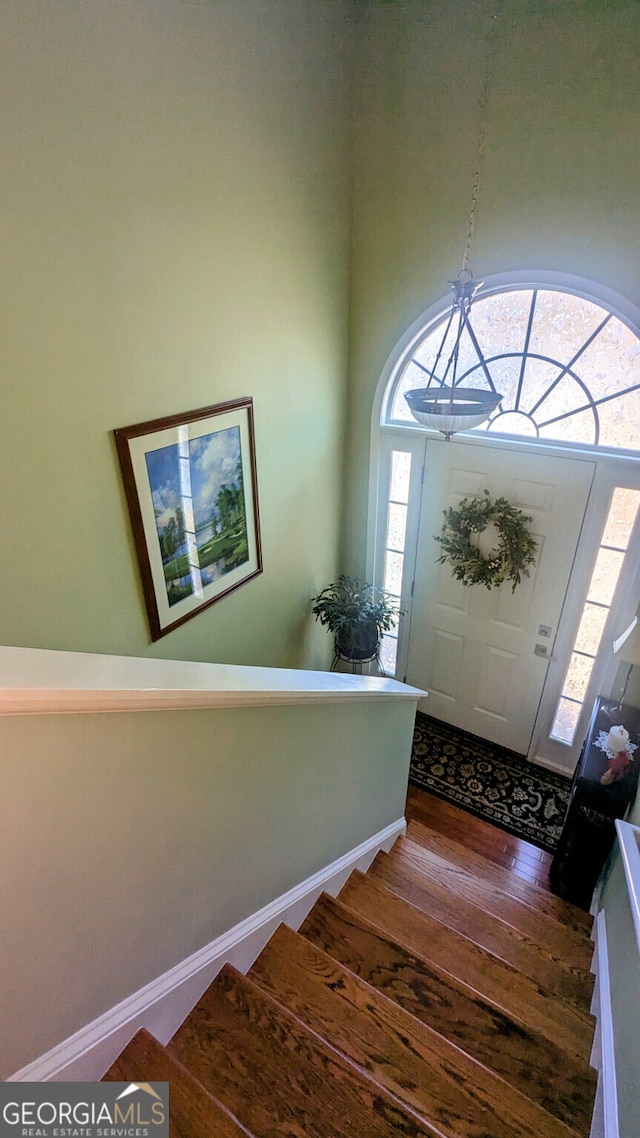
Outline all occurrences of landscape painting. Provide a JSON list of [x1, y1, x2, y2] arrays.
[[146, 426, 249, 607], [114, 399, 262, 641]]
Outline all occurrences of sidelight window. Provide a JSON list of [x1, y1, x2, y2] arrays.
[[551, 488, 640, 744], [380, 450, 411, 673]]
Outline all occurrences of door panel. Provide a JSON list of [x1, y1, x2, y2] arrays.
[[404, 439, 596, 754]]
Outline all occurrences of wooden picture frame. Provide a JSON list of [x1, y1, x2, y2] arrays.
[[114, 398, 262, 641]]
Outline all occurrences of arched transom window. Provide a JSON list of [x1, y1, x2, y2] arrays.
[[386, 287, 640, 450]]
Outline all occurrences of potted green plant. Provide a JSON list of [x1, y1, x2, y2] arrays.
[[311, 575, 399, 663]]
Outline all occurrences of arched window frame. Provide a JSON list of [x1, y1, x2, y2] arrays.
[[378, 270, 640, 458]]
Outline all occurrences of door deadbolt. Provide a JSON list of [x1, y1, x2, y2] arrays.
[[534, 643, 557, 660]]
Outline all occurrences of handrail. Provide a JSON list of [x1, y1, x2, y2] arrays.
[[614, 818, 640, 957], [0, 645, 425, 716]]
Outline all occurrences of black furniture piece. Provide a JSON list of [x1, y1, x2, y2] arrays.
[[549, 695, 640, 910]]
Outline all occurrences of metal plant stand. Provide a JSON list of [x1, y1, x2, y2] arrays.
[[330, 644, 385, 676]]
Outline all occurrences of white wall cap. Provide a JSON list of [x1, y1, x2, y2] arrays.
[[0, 645, 426, 716]]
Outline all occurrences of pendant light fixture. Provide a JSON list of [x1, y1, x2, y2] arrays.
[[405, 6, 503, 441]]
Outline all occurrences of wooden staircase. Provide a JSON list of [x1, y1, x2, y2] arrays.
[[105, 815, 597, 1137]]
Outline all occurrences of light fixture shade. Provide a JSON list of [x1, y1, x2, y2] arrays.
[[405, 387, 503, 437]]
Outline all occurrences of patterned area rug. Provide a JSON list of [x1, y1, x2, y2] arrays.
[[409, 712, 571, 853]]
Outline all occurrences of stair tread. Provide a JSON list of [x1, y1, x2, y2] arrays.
[[339, 869, 594, 1058], [405, 820, 592, 935], [250, 923, 581, 1138], [300, 893, 595, 1133], [103, 1028, 254, 1138], [370, 849, 593, 1008], [393, 837, 593, 970], [169, 963, 442, 1138]]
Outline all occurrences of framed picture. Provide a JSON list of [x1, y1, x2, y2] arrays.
[[114, 398, 262, 641]]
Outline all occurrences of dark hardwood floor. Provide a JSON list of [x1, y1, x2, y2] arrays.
[[108, 783, 594, 1138], [405, 784, 554, 891]]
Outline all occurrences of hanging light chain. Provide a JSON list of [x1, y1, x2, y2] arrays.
[[404, 3, 504, 439], [461, 6, 499, 277]]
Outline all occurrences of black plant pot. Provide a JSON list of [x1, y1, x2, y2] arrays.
[[335, 622, 380, 662]]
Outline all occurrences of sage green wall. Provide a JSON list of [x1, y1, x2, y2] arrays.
[[1, 0, 352, 667], [0, 697, 415, 1077], [345, 0, 640, 571], [9, 0, 638, 663]]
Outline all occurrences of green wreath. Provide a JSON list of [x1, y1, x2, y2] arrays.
[[434, 489, 538, 592]]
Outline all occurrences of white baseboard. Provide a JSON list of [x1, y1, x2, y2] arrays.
[[589, 910, 619, 1138], [8, 817, 405, 1083]]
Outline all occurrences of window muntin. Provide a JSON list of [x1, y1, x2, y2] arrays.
[[388, 288, 640, 451]]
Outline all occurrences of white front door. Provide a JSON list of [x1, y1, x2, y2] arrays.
[[403, 439, 596, 754]]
